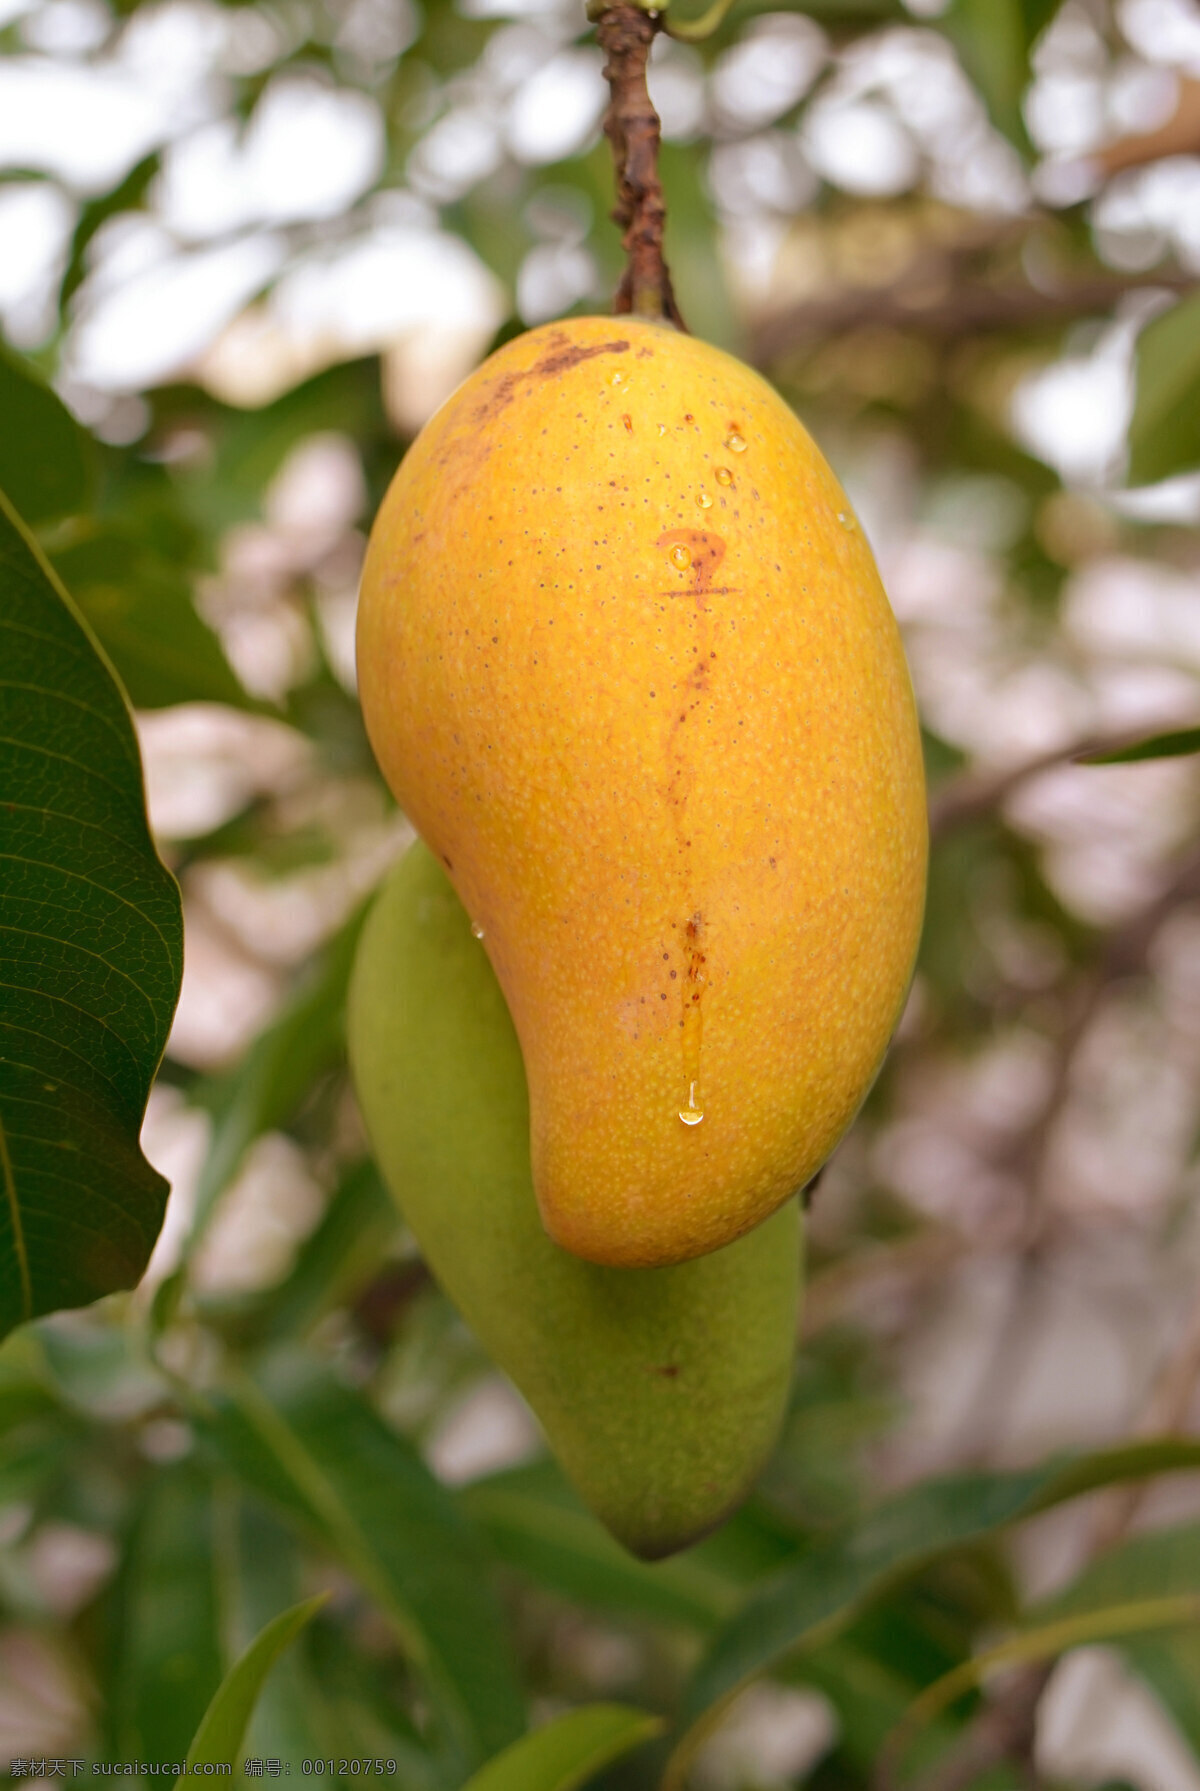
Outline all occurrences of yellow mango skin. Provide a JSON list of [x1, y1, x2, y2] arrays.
[[358, 314, 926, 1268], [348, 842, 800, 1561]]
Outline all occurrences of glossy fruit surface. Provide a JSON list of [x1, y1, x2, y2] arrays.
[[358, 314, 926, 1267], [347, 843, 800, 1560]]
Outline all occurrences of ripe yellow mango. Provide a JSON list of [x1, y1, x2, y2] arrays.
[[358, 315, 926, 1267], [348, 842, 800, 1559]]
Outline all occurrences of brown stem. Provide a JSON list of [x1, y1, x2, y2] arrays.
[[595, 4, 686, 328]]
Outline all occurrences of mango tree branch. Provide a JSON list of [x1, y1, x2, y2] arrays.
[[593, 3, 686, 328]]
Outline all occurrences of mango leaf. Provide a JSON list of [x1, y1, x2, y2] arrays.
[[0, 492, 182, 1340], [1079, 726, 1200, 764], [459, 1459, 739, 1632], [52, 528, 248, 711], [1029, 1522, 1200, 1756], [204, 1351, 526, 1777], [939, 0, 1057, 151], [0, 344, 91, 526], [1032, 1520, 1200, 1624], [218, 1495, 335, 1766], [887, 1593, 1200, 1776], [179, 1592, 329, 1780], [0, 1326, 80, 1508], [1127, 292, 1200, 487], [941, 0, 1033, 151], [461, 1705, 664, 1791], [1125, 1627, 1200, 1756], [105, 1461, 225, 1763], [664, 1437, 1200, 1786], [256, 1157, 398, 1343]]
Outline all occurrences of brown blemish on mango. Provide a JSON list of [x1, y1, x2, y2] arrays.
[[472, 338, 632, 424]]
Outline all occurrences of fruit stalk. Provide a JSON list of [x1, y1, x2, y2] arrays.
[[594, 3, 686, 327]]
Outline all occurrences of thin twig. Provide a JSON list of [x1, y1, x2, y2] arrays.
[[751, 268, 1197, 363], [595, 4, 686, 327], [927, 725, 1173, 843]]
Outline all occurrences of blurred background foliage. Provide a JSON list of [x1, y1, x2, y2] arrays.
[[3, 0, 1200, 1779]]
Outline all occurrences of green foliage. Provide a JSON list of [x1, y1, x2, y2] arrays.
[[459, 1705, 663, 1791], [205, 1352, 527, 1777], [179, 1593, 329, 1779], [1126, 293, 1200, 486], [52, 528, 248, 711], [0, 493, 182, 1338]]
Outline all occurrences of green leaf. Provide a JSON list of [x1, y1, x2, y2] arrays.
[[1036, 1521, 1200, 1622], [0, 345, 91, 525], [52, 529, 248, 711], [1127, 292, 1200, 486], [461, 1706, 664, 1791], [888, 1594, 1200, 1777], [204, 1351, 526, 1777], [941, 0, 1036, 151], [664, 1438, 1200, 1786], [1079, 726, 1200, 764], [256, 1158, 398, 1343], [459, 1459, 739, 1631], [179, 1592, 329, 1780], [188, 907, 368, 1248], [106, 1461, 225, 1763], [1124, 1626, 1200, 1755], [217, 1496, 335, 1766], [0, 490, 182, 1340]]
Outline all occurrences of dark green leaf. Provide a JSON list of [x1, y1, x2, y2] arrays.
[[665, 1438, 1200, 1785], [53, 529, 247, 710], [1127, 292, 1200, 486], [1079, 726, 1200, 764], [461, 1705, 663, 1791], [204, 1351, 526, 1777], [0, 345, 91, 525], [180, 1592, 328, 1778], [0, 492, 182, 1339], [107, 1461, 225, 1763]]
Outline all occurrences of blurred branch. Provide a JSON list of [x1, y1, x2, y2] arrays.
[[1087, 1267, 1200, 1554], [928, 725, 1181, 842], [1093, 75, 1200, 178], [802, 1228, 969, 1339], [595, 4, 687, 328], [752, 266, 1197, 362]]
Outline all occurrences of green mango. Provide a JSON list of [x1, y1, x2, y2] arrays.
[[347, 843, 801, 1560]]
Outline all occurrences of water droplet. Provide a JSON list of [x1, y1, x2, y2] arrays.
[[696, 490, 713, 510], [669, 544, 692, 570], [471, 921, 485, 940], [679, 1082, 704, 1126], [837, 510, 856, 531], [611, 372, 625, 388], [725, 433, 747, 454], [658, 423, 668, 436], [715, 466, 733, 486]]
